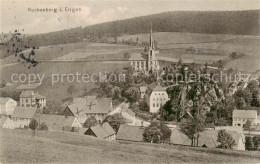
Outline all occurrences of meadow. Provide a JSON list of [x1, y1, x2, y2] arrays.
[[1, 129, 260, 163]]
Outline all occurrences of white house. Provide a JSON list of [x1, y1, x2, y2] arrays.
[[0, 97, 17, 116], [146, 83, 169, 113], [19, 90, 46, 108], [12, 106, 37, 128], [139, 86, 147, 99], [232, 110, 258, 127], [0, 116, 15, 129]]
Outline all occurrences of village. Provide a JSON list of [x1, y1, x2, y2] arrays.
[[1, 28, 260, 153]]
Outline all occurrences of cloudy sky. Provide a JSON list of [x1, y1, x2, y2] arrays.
[[1, 0, 260, 34]]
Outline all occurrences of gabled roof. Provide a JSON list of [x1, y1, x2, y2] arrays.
[[20, 90, 35, 98], [87, 122, 115, 139], [0, 97, 14, 104], [0, 117, 8, 126], [35, 92, 45, 99], [139, 86, 147, 92], [12, 106, 37, 119], [233, 110, 257, 118], [128, 53, 146, 61], [67, 98, 112, 116], [33, 114, 79, 131], [116, 125, 144, 142], [153, 85, 167, 91]]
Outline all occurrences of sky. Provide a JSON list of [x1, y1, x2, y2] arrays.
[[1, 0, 260, 34]]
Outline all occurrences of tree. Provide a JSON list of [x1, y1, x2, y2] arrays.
[[243, 119, 251, 131], [29, 119, 38, 130], [245, 136, 255, 150], [84, 116, 98, 128], [217, 130, 236, 149], [143, 120, 171, 144], [103, 113, 125, 132], [180, 113, 205, 147], [111, 86, 121, 100], [123, 87, 140, 104], [138, 100, 149, 112], [251, 90, 260, 107], [38, 122, 48, 130], [67, 85, 77, 96]]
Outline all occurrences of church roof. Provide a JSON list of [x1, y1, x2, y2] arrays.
[[128, 53, 146, 61]]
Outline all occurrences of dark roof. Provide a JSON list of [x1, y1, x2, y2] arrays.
[[116, 125, 144, 142], [12, 106, 37, 119], [86, 122, 116, 139], [67, 98, 112, 116], [20, 90, 35, 98], [34, 114, 80, 131]]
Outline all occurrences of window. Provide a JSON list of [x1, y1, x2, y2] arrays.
[[157, 103, 159, 107], [162, 93, 164, 95], [155, 93, 157, 95], [153, 103, 155, 107]]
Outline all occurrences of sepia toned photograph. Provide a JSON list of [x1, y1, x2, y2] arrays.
[[0, 0, 260, 163]]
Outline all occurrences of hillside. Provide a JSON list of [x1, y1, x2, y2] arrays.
[[1, 129, 260, 163]]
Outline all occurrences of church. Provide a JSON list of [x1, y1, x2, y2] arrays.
[[129, 28, 160, 72]]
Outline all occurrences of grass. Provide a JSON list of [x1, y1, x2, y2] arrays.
[[1, 129, 260, 163]]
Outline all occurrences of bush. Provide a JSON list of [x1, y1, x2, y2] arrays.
[[29, 119, 38, 130], [39, 122, 48, 131]]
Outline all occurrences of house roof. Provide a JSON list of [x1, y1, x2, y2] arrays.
[[67, 98, 112, 116], [170, 128, 190, 146], [0, 97, 13, 104], [153, 85, 167, 91], [87, 122, 115, 139], [128, 53, 146, 61], [12, 106, 37, 119], [139, 86, 147, 93], [16, 83, 41, 90], [233, 110, 257, 118], [0, 117, 8, 127], [35, 92, 45, 99], [33, 114, 78, 131], [20, 90, 35, 98], [116, 124, 144, 142]]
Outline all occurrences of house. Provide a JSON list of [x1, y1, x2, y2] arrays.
[[0, 97, 17, 116], [0, 116, 15, 129], [63, 97, 113, 124], [139, 86, 147, 98], [79, 122, 116, 140], [232, 110, 258, 127], [129, 53, 147, 72], [146, 83, 169, 113], [11, 106, 37, 128], [19, 90, 46, 108], [170, 128, 245, 150], [33, 114, 82, 131], [116, 124, 145, 142]]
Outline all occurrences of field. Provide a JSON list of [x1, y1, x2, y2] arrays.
[[119, 32, 260, 72], [1, 129, 260, 163]]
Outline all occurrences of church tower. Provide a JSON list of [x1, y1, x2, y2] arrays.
[[147, 26, 160, 72]]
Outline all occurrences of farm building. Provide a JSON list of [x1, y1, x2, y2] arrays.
[[11, 106, 37, 128], [79, 122, 116, 140], [33, 114, 82, 131], [116, 125, 145, 142], [170, 128, 245, 150], [63, 97, 113, 124], [0, 116, 15, 129], [0, 97, 17, 116]]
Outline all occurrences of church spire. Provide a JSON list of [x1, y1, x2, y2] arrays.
[[149, 23, 155, 50]]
